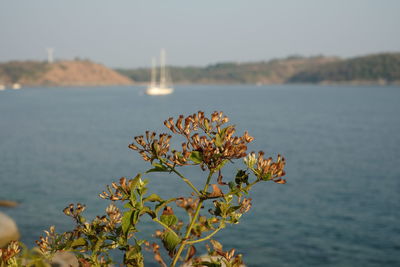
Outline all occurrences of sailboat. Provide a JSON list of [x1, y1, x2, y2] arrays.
[[12, 83, 21, 90], [146, 49, 174, 95]]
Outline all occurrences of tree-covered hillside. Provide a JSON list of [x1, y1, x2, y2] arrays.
[[117, 53, 400, 85], [288, 53, 400, 83], [116, 56, 338, 84]]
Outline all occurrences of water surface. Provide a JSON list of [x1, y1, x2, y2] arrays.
[[0, 85, 399, 266]]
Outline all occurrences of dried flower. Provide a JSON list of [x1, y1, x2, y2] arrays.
[[239, 198, 252, 214], [245, 151, 286, 183], [176, 197, 199, 215], [0, 241, 21, 263], [105, 204, 122, 229]]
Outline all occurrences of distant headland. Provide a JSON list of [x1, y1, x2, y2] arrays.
[[0, 59, 133, 87], [1, 52, 399, 87]]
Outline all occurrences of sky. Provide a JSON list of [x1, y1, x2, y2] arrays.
[[0, 0, 399, 68]]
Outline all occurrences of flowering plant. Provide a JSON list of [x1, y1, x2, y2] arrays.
[[1, 111, 286, 267]]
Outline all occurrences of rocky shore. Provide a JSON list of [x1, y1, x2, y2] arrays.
[[0, 211, 19, 248]]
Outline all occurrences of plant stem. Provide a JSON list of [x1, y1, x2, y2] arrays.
[[170, 168, 201, 196], [170, 199, 203, 267], [159, 158, 200, 196], [185, 225, 224, 245], [170, 171, 214, 267], [153, 218, 178, 236]]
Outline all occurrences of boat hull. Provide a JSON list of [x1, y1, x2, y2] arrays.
[[145, 87, 173, 95]]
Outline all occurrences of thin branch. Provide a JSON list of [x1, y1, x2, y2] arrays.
[[186, 226, 224, 245], [170, 171, 214, 267], [153, 218, 178, 237], [160, 158, 201, 196], [170, 168, 201, 196]]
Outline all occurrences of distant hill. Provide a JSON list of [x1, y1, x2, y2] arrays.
[[0, 60, 133, 87], [116, 56, 339, 84], [117, 53, 400, 85], [288, 53, 400, 84], [1, 53, 399, 87]]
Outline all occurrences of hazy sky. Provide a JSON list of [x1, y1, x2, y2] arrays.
[[0, 0, 399, 68]]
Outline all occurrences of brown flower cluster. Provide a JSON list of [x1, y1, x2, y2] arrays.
[[99, 176, 143, 201], [63, 203, 86, 217], [0, 241, 20, 263], [176, 197, 199, 215], [145, 242, 168, 267], [191, 215, 220, 238], [129, 132, 171, 162], [80, 204, 123, 233], [244, 152, 286, 183], [36, 225, 64, 254], [165, 111, 254, 170], [238, 198, 252, 214], [105, 204, 122, 229], [192, 240, 244, 267], [129, 111, 254, 170]]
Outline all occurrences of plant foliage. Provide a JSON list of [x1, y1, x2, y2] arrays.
[[1, 111, 287, 267]]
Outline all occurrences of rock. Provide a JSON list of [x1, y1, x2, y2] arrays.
[[0, 212, 20, 248], [50, 252, 79, 267], [0, 200, 19, 207]]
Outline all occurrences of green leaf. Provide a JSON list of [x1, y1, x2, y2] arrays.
[[235, 169, 249, 185], [124, 202, 134, 209], [122, 210, 134, 235], [125, 244, 144, 267], [162, 230, 181, 253], [144, 193, 163, 202], [210, 239, 223, 251], [31, 260, 52, 267], [228, 205, 241, 213], [70, 237, 87, 248], [194, 262, 221, 267], [228, 181, 236, 190], [215, 134, 223, 147], [146, 163, 169, 173], [130, 174, 142, 190], [129, 178, 141, 204], [261, 172, 272, 181], [95, 238, 105, 251], [132, 209, 141, 225], [138, 187, 148, 197], [218, 125, 234, 140], [151, 142, 160, 155], [160, 214, 178, 226], [190, 151, 203, 164], [130, 189, 137, 204]]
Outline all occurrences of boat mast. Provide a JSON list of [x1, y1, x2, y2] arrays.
[[160, 49, 166, 88], [150, 57, 157, 88], [46, 47, 54, 64]]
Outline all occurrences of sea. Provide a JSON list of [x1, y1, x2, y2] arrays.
[[0, 85, 399, 266]]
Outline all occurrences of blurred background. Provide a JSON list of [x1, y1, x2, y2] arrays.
[[0, 1, 399, 266]]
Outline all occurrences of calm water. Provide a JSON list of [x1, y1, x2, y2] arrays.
[[0, 85, 399, 266]]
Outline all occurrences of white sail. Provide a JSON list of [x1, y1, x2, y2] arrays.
[[146, 49, 174, 95]]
